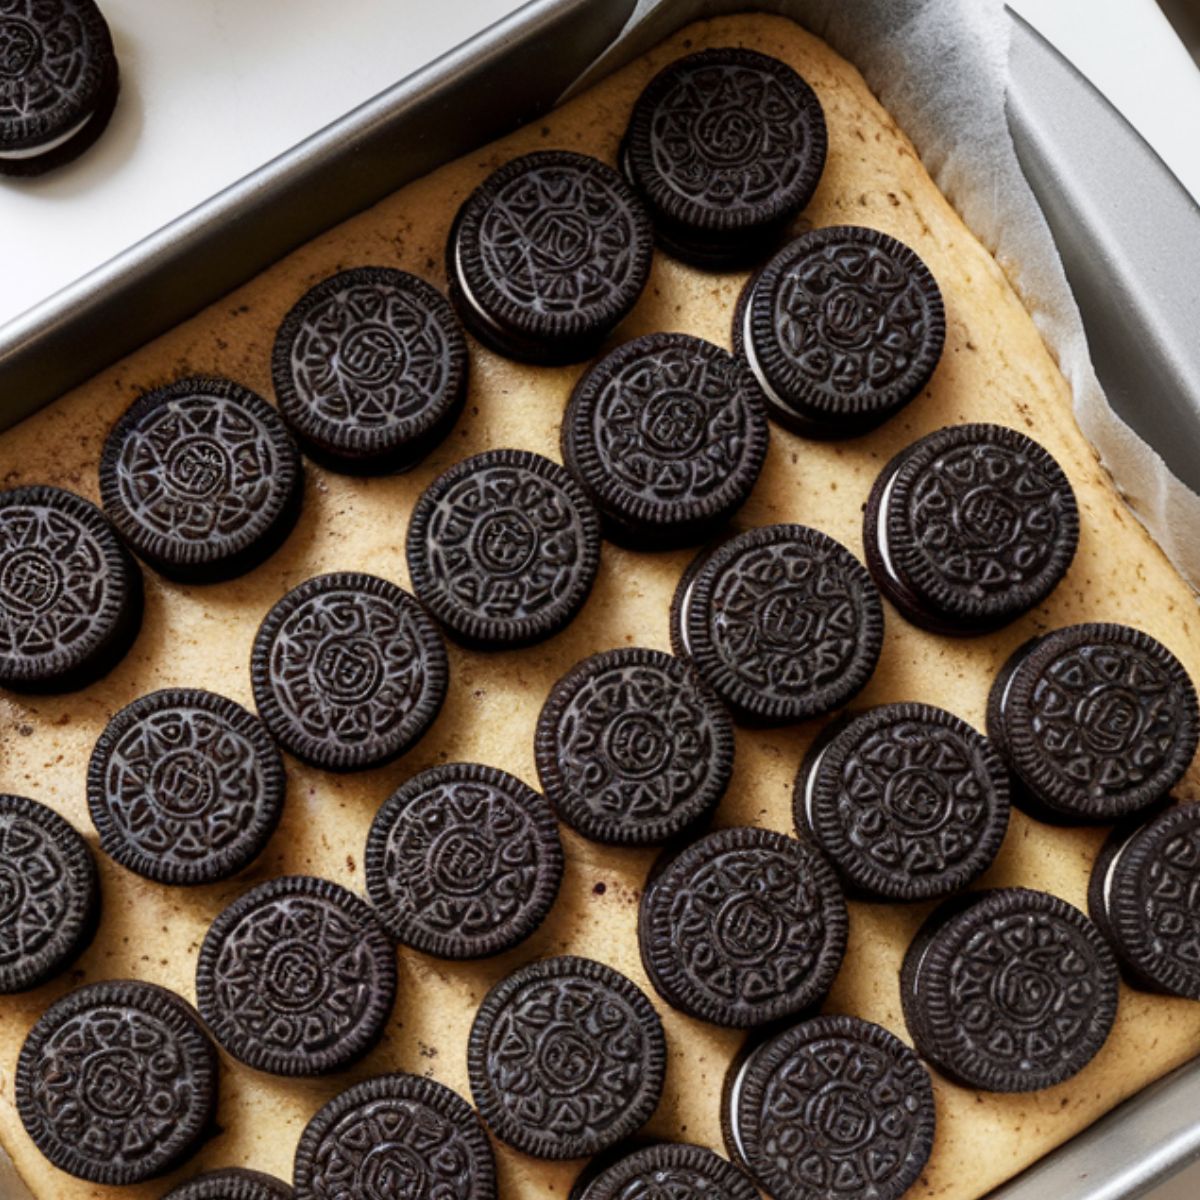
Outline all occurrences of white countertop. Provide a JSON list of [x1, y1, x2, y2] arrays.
[[1010, 0, 1200, 200], [1, 0, 1198, 328], [0, 0, 529, 327]]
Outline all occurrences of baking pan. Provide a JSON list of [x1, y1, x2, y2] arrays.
[[983, 23, 1200, 1198], [0, 0, 639, 429], [1, 2, 1198, 1198], [1006, 10, 1200, 497]]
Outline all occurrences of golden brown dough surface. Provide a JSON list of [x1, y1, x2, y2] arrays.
[[1, 13, 1198, 1200]]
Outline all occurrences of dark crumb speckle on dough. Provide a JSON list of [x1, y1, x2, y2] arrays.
[[593, 882, 607, 896]]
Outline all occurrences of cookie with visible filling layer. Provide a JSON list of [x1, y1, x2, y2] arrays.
[[622, 47, 827, 268], [561, 333, 769, 549], [733, 226, 944, 437], [272, 267, 468, 475], [467, 955, 666, 1159], [447, 150, 653, 364], [863, 424, 1079, 634], [0, 0, 119, 177], [987, 622, 1199, 823]]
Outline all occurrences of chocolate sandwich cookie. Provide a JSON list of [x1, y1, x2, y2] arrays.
[[195, 874, 396, 1076], [987, 623, 1199, 823], [0, 794, 99, 992], [0, 0, 118, 177], [468, 955, 666, 1159], [447, 150, 653, 364], [1088, 802, 1200, 999], [794, 703, 1011, 901], [364, 762, 563, 959], [272, 267, 469, 475], [162, 1170, 293, 1200], [733, 226, 945, 437], [622, 48, 827, 268], [0, 484, 142, 693], [88, 688, 286, 885], [723, 1014, 935, 1200], [863, 424, 1079, 634], [670, 524, 884, 724], [407, 449, 601, 648], [16, 980, 218, 1185], [572, 1142, 759, 1200], [561, 333, 770, 549], [100, 377, 303, 582], [639, 826, 847, 1027], [535, 647, 734, 846], [900, 887, 1119, 1091], [251, 571, 448, 772], [293, 1073, 496, 1200]]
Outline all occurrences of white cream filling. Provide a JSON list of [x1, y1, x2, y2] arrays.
[[908, 932, 937, 1003], [676, 572, 700, 657], [726, 1050, 760, 1163], [874, 468, 902, 581], [1101, 831, 1137, 917], [995, 667, 1019, 745], [741, 287, 805, 419], [1, 112, 92, 160], [802, 741, 833, 833], [453, 232, 512, 338]]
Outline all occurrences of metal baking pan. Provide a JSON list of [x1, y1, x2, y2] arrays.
[[1, 2, 1198, 1198]]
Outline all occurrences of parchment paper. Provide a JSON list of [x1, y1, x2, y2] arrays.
[[570, 0, 1200, 592]]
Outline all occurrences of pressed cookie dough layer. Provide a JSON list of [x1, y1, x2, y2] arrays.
[[1, 13, 1199, 1200]]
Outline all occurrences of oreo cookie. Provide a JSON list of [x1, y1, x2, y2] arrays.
[[572, 1142, 759, 1200], [406, 449, 601, 648], [99, 377, 303, 582], [293, 1073, 496, 1200], [723, 1014, 935, 1200], [987, 623, 1199, 823], [864, 424, 1079, 634], [0, 0, 118, 177], [900, 887, 1119, 1091], [447, 150, 653, 364], [162, 1170, 293, 1200], [272, 267, 469, 475], [639, 827, 847, 1027], [250, 571, 448, 772], [364, 762, 563, 959], [535, 647, 734, 846], [622, 48, 827, 268], [467, 955, 666, 1159], [1089, 802, 1200, 999], [87, 688, 286, 885], [0, 484, 142, 693], [733, 226, 945, 437], [561, 333, 769, 549], [195, 874, 396, 1076], [670, 524, 884, 725], [16, 980, 218, 1184], [794, 703, 1011, 901], [0, 794, 99, 992]]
